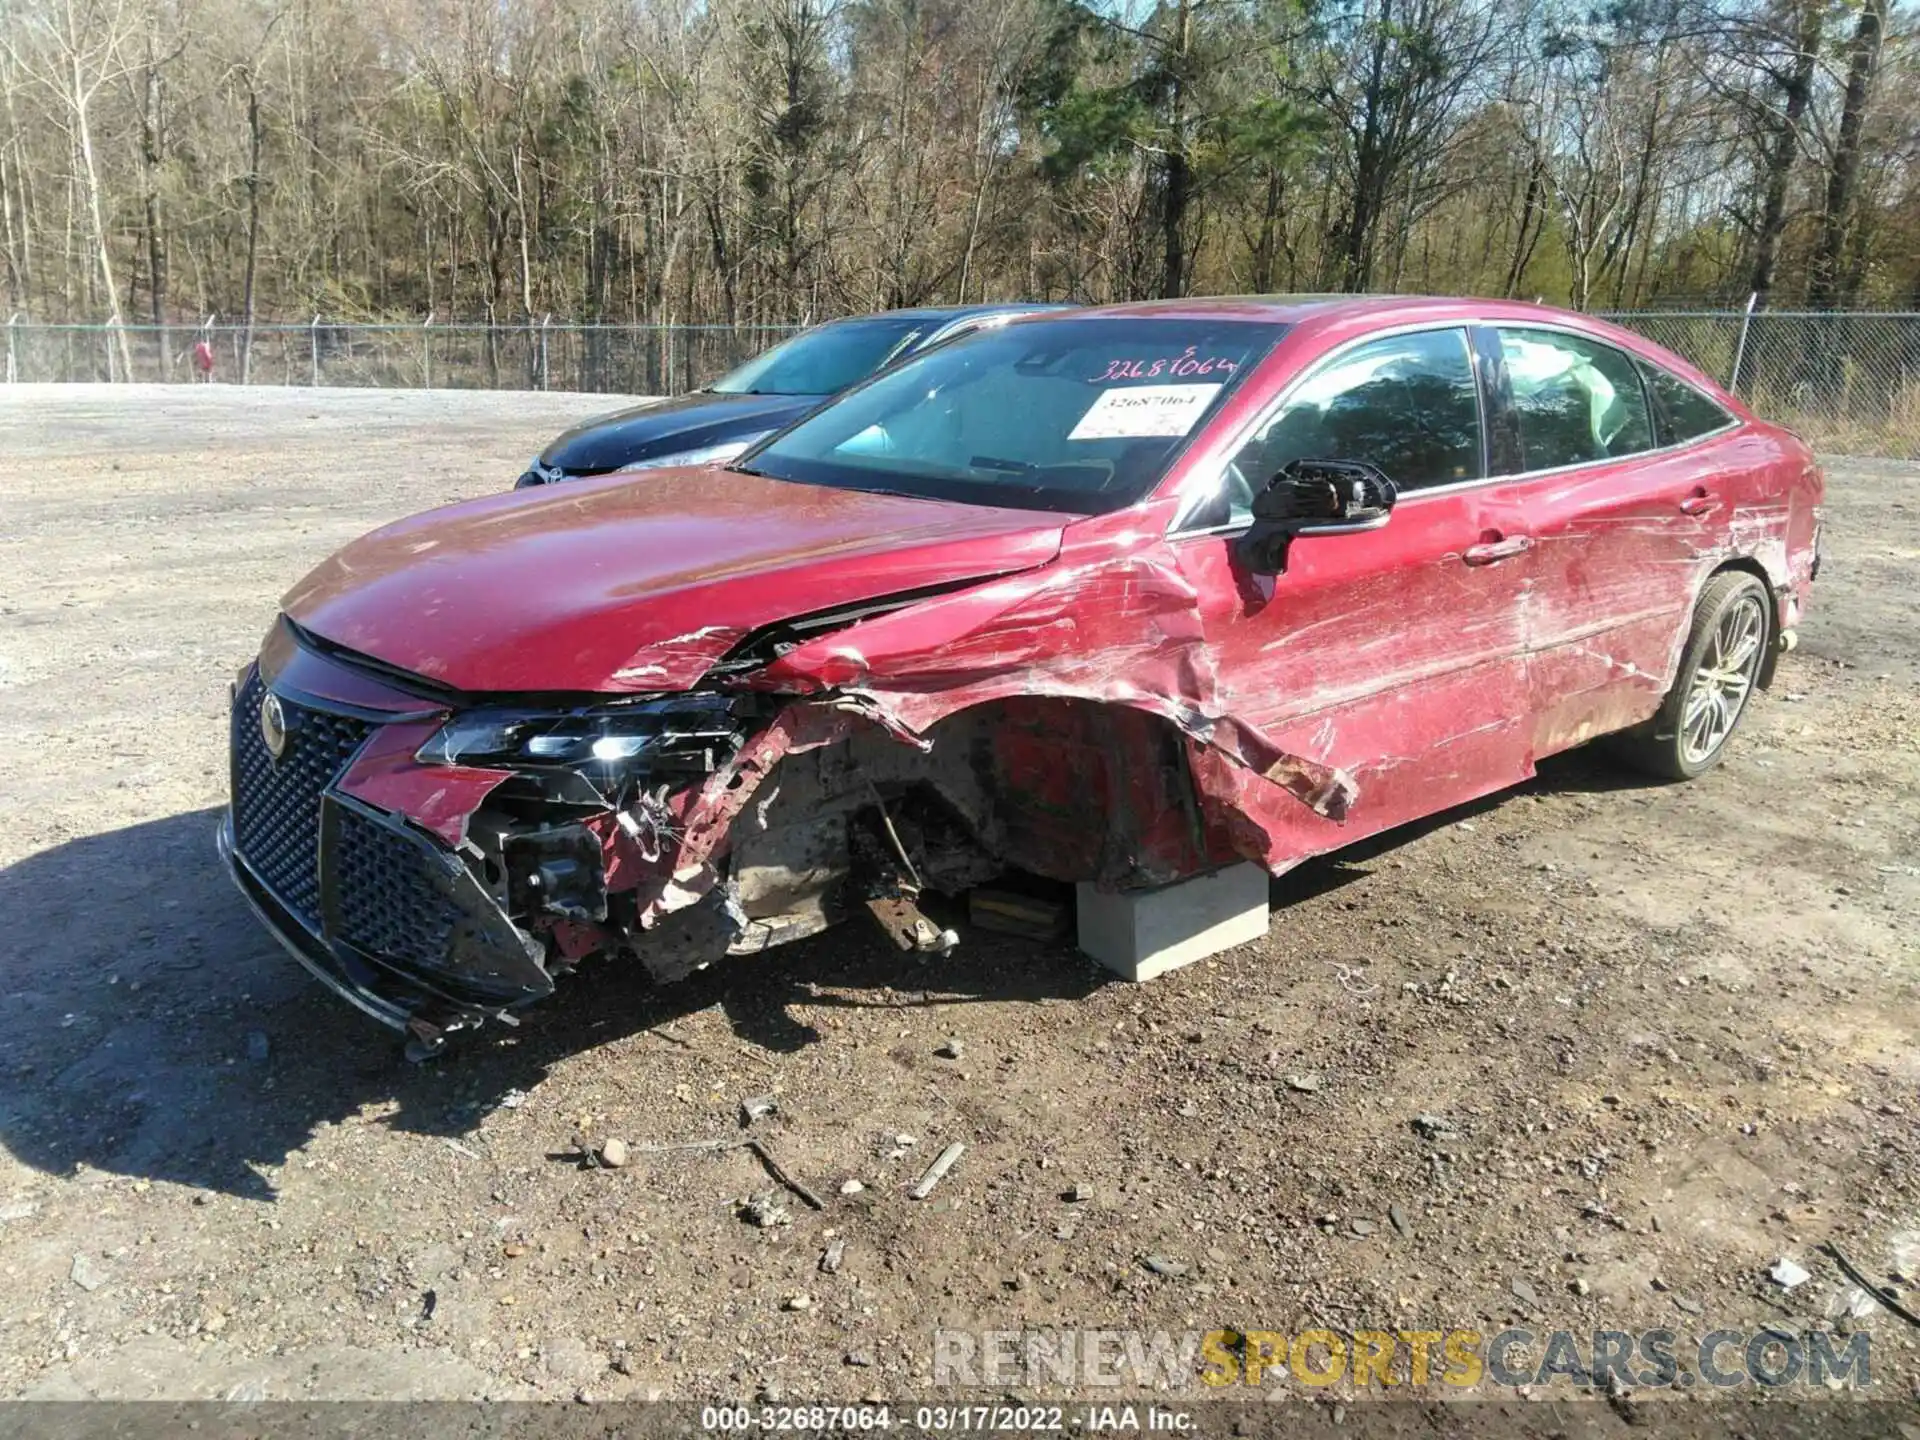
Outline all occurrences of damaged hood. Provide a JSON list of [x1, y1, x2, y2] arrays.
[[284, 467, 1070, 693]]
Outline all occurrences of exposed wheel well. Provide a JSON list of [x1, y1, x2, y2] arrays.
[[727, 695, 1234, 910]]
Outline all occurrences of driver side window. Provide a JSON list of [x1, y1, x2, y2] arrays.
[[1194, 328, 1485, 530]]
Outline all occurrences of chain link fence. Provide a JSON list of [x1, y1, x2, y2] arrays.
[[1599, 309, 1919, 459], [8, 310, 1918, 458], [1, 319, 797, 396]]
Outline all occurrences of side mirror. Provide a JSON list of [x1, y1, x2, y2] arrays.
[[1236, 458, 1397, 575]]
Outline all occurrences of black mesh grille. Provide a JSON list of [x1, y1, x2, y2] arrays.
[[230, 671, 372, 928], [327, 804, 463, 970]]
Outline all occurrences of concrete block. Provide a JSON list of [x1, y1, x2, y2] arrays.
[[1075, 862, 1270, 982]]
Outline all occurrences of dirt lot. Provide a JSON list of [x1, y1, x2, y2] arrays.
[[0, 384, 1915, 1409]]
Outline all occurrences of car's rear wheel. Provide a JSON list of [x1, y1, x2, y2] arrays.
[[1613, 571, 1771, 781]]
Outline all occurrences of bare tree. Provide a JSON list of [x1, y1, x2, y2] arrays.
[[1808, 0, 1887, 309], [0, 0, 1914, 340], [5, 0, 141, 373]]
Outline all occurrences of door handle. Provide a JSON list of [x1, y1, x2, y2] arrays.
[[1679, 491, 1719, 516], [1463, 535, 1531, 566]]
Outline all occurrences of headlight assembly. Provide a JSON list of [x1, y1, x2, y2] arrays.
[[615, 435, 766, 473], [417, 693, 742, 773]]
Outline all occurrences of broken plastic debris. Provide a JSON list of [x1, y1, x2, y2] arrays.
[[1770, 1256, 1812, 1289]]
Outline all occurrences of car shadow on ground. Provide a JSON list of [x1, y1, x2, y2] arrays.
[[0, 746, 1672, 1201], [0, 806, 1108, 1201], [1268, 744, 1668, 908]]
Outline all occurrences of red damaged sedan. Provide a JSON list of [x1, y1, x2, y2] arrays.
[[221, 297, 1823, 1054]]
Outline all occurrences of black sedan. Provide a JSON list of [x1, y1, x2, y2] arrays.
[[515, 304, 1065, 488]]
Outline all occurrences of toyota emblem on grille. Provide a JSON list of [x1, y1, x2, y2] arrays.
[[259, 691, 289, 760]]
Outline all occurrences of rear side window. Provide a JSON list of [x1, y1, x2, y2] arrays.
[[1640, 363, 1735, 444], [1497, 328, 1654, 470]]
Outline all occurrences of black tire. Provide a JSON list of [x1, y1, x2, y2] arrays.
[[1611, 571, 1772, 781]]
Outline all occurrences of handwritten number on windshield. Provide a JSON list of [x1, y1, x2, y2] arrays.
[[1090, 348, 1239, 382]]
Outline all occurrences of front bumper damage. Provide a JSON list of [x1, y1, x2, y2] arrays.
[[219, 813, 493, 1040], [227, 546, 1365, 1049], [219, 667, 559, 1049], [220, 660, 1027, 1047]]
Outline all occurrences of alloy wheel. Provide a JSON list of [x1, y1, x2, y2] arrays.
[[1679, 593, 1767, 766]]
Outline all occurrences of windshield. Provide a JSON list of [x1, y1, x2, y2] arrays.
[[738, 317, 1286, 512], [709, 316, 931, 397]]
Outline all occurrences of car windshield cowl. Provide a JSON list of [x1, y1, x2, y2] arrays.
[[736, 316, 1288, 515], [729, 460, 1086, 515]]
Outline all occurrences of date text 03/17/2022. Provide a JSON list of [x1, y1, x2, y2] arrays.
[[698, 1405, 1197, 1432]]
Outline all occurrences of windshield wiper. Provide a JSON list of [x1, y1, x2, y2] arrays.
[[970, 455, 1037, 474]]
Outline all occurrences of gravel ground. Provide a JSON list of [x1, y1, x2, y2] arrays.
[[0, 385, 1915, 1410]]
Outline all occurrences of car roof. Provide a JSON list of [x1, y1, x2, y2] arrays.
[[825, 302, 1071, 324], [1041, 293, 1656, 330], [977, 294, 1741, 409], [1051, 294, 1530, 322]]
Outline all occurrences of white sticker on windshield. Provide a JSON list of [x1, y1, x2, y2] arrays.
[[1069, 383, 1222, 440]]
